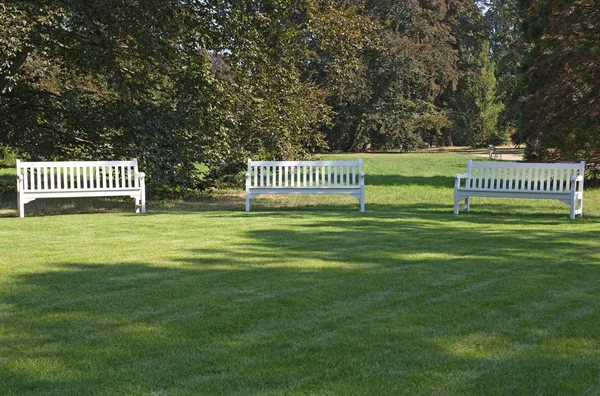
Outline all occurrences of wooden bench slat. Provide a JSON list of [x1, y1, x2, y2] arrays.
[[246, 163, 365, 190], [250, 160, 359, 166], [334, 166, 338, 187], [68, 166, 73, 190]]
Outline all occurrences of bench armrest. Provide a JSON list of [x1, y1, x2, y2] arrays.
[[571, 174, 584, 191], [17, 174, 24, 192], [454, 173, 468, 189], [360, 172, 365, 178], [136, 172, 145, 180], [245, 172, 251, 178]]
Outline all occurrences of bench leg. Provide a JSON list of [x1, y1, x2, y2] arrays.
[[246, 196, 251, 212], [454, 196, 469, 215], [570, 195, 583, 219], [359, 195, 364, 212], [570, 204, 575, 220], [17, 193, 24, 218], [136, 195, 146, 213]]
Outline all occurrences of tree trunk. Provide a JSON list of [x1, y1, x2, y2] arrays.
[[445, 132, 453, 147]]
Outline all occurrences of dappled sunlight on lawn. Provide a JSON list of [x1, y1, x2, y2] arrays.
[[2, 152, 600, 393]]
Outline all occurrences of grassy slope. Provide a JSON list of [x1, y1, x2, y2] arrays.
[[1, 153, 600, 394]]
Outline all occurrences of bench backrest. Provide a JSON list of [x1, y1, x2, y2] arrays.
[[463, 160, 585, 192], [247, 159, 362, 188], [17, 160, 141, 192]]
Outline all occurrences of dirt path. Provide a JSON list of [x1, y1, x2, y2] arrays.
[[423, 146, 525, 161], [470, 153, 524, 161]]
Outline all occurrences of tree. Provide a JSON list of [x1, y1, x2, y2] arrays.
[[0, 1, 217, 194], [325, 0, 460, 151], [0, 0, 372, 194], [437, 0, 505, 147], [484, 0, 524, 139], [516, 0, 600, 173]]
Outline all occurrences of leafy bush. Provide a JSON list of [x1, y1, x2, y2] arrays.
[[0, 145, 16, 168]]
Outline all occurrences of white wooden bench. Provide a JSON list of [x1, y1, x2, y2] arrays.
[[16, 159, 146, 217], [454, 160, 585, 219], [246, 159, 365, 212]]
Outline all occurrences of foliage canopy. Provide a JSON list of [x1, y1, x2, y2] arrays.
[[0, 0, 371, 194], [3, 0, 598, 190], [516, 0, 600, 172]]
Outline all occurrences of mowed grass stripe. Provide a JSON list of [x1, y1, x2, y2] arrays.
[[1, 153, 600, 394]]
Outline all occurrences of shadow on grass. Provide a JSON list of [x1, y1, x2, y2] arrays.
[[3, 214, 600, 393], [2, 189, 598, 223], [193, 202, 599, 225], [0, 191, 246, 217], [367, 174, 454, 188], [0, 196, 140, 218], [0, 172, 13, 183]]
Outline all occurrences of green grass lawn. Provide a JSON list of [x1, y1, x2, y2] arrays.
[[1, 153, 600, 394]]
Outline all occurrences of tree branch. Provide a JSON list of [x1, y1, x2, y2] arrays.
[[0, 29, 42, 93]]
